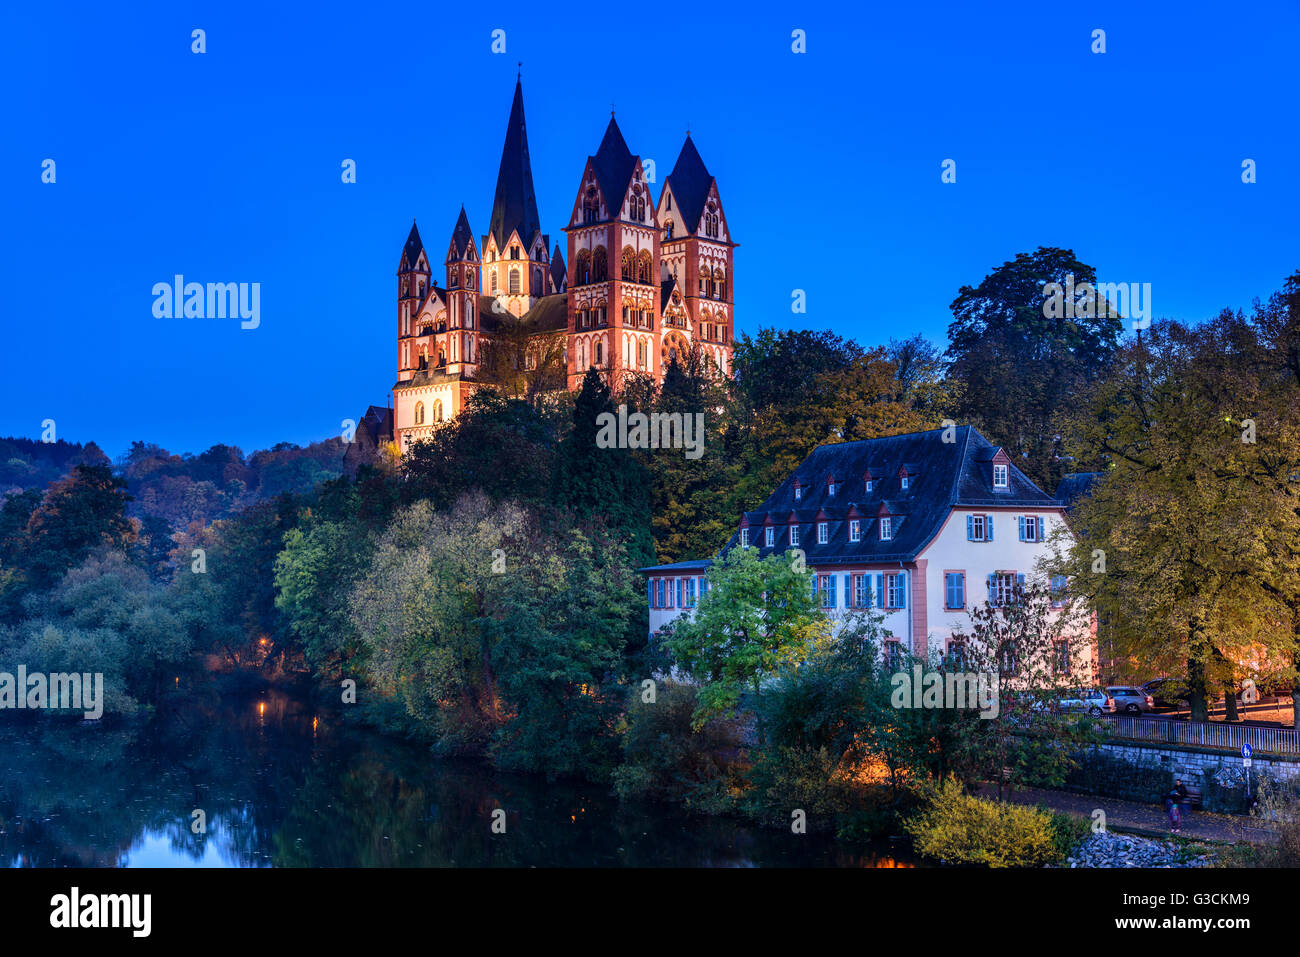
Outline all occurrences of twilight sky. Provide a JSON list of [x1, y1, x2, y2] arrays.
[[2, 0, 1297, 457]]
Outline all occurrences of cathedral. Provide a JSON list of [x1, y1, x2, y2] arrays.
[[388, 79, 735, 453]]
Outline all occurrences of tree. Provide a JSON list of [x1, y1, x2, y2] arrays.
[[23, 465, 135, 590], [946, 247, 1124, 489], [666, 545, 830, 733]]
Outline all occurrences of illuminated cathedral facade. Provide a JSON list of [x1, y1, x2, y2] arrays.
[[389, 79, 735, 452]]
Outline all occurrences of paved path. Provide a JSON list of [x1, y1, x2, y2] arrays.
[[977, 784, 1272, 845]]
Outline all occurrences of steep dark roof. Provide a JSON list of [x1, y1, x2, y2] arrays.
[[401, 221, 425, 269], [1056, 472, 1103, 510], [723, 426, 1061, 566], [664, 135, 713, 235], [660, 277, 677, 303], [450, 206, 475, 259], [592, 116, 636, 216], [488, 80, 543, 252], [549, 245, 566, 292]]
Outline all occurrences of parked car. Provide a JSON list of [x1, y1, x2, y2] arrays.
[[1140, 678, 1187, 709], [1107, 686, 1155, 714], [1051, 688, 1116, 716]]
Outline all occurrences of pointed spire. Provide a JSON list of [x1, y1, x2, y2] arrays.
[[401, 220, 425, 270], [550, 243, 567, 292], [488, 79, 543, 253], [592, 115, 635, 211], [449, 206, 475, 259], [664, 135, 715, 236]]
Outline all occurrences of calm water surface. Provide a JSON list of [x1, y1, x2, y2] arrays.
[[0, 690, 914, 867]]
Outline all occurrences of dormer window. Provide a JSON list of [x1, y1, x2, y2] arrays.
[[794, 482, 803, 501], [740, 528, 749, 548], [817, 522, 828, 544], [879, 517, 893, 541], [993, 464, 1009, 488], [849, 519, 861, 542], [790, 525, 800, 546], [828, 480, 837, 497], [900, 476, 910, 491], [765, 526, 775, 547], [865, 478, 874, 493]]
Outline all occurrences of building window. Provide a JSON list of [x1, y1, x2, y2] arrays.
[[853, 574, 868, 608], [817, 522, 828, 544], [945, 572, 965, 610], [740, 528, 749, 548], [992, 572, 1018, 606], [1053, 640, 1071, 675], [947, 638, 968, 669], [686, 578, 697, 608], [1050, 574, 1069, 608], [789, 525, 800, 546], [828, 481, 837, 497], [901, 475, 910, 490], [886, 573, 905, 608], [849, 519, 861, 542], [968, 514, 993, 542], [879, 516, 892, 540], [656, 579, 665, 608], [434, 400, 444, 423], [885, 641, 903, 673], [765, 526, 775, 547], [1019, 515, 1041, 542], [595, 341, 603, 366], [819, 574, 833, 608], [865, 479, 873, 493], [794, 483, 802, 501], [509, 268, 521, 295], [993, 464, 1009, 488]]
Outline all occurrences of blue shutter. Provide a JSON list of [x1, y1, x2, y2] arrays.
[[829, 575, 837, 608], [875, 573, 884, 608], [986, 515, 994, 541], [966, 515, 974, 541], [1016, 573, 1026, 602], [957, 573, 965, 608], [810, 575, 817, 599], [699, 575, 708, 596], [1018, 516, 1025, 541], [676, 579, 682, 607], [899, 571, 907, 609], [987, 573, 996, 603], [648, 580, 654, 608], [843, 573, 851, 607]]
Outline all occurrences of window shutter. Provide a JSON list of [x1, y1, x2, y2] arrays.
[[875, 573, 884, 608], [966, 515, 974, 540], [1018, 516, 1025, 541], [810, 576, 817, 599], [700, 576, 708, 596], [676, 579, 682, 607], [843, 573, 851, 608], [648, 580, 654, 608], [986, 515, 994, 541], [987, 573, 996, 603], [829, 577, 837, 608], [899, 571, 908, 609], [1016, 573, 1026, 600]]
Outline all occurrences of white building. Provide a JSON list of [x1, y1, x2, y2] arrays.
[[643, 426, 1096, 676]]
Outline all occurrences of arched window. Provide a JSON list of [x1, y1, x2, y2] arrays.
[[434, 400, 444, 422], [489, 270, 498, 293], [637, 250, 652, 284], [509, 268, 521, 295], [583, 187, 599, 225], [621, 247, 635, 280], [714, 267, 725, 300], [575, 250, 591, 286], [595, 340, 603, 366], [664, 219, 674, 240], [415, 401, 425, 425], [593, 247, 607, 282]]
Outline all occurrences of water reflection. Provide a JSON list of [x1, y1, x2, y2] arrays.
[[0, 690, 914, 867]]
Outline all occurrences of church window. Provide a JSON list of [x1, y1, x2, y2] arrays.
[[664, 220, 674, 240], [593, 247, 608, 282], [511, 246, 520, 260], [509, 268, 521, 295], [595, 341, 604, 366], [575, 251, 591, 286], [415, 402, 425, 425], [490, 270, 498, 293], [622, 247, 634, 280], [434, 400, 444, 423]]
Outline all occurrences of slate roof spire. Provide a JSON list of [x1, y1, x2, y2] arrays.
[[488, 79, 543, 253], [401, 220, 425, 269], [665, 134, 714, 235], [592, 115, 635, 212], [450, 205, 475, 259]]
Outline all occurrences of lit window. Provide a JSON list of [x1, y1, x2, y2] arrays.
[[993, 464, 1009, 488], [880, 517, 892, 540], [849, 519, 861, 542], [794, 485, 802, 501]]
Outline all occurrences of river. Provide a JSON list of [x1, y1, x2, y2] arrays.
[[0, 688, 915, 867]]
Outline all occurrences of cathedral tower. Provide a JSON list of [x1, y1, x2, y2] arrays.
[[445, 206, 481, 376], [563, 115, 659, 390]]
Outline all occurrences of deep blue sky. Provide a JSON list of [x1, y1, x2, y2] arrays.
[[3, 1, 1297, 458]]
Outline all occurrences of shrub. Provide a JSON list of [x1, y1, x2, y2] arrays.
[[613, 680, 746, 814], [905, 779, 1060, 867]]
